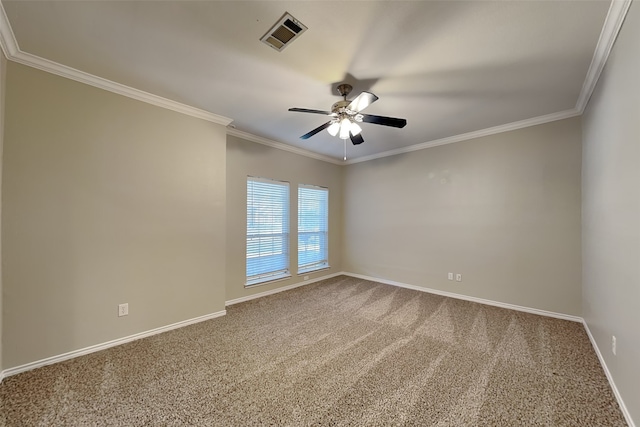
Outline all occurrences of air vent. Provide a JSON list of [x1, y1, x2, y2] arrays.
[[260, 13, 307, 52]]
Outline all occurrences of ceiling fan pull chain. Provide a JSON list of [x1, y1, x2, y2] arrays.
[[344, 139, 347, 161]]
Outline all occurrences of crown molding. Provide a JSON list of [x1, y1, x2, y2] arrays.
[[10, 50, 233, 125], [231, 0, 631, 165], [231, 0, 629, 166], [0, 0, 18, 58], [227, 128, 344, 165], [0, 0, 630, 163], [230, 107, 581, 166], [0, 2, 232, 126], [576, 0, 632, 113], [345, 108, 581, 165]]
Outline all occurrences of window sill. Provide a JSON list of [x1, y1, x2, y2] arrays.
[[245, 273, 292, 288], [298, 265, 330, 275]]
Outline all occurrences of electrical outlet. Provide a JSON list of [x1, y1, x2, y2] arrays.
[[118, 303, 129, 317], [612, 335, 617, 356], [304, 275, 309, 281], [448, 272, 454, 281], [456, 274, 462, 282]]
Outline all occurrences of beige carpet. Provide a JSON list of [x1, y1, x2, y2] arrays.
[[0, 276, 627, 426]]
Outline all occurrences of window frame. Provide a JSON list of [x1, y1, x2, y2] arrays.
[[297, 183, 330, 274], [246, 176, 291, 287]]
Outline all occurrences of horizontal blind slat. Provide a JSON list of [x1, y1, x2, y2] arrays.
[[298, 185, 328, 272], [247, 177, 290, 284]]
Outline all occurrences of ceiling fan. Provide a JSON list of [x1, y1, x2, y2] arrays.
[[288, 84, 407, 146]]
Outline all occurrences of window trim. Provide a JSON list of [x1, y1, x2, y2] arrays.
[[297, 183, 330, 274], [246, 176, 291, 287]]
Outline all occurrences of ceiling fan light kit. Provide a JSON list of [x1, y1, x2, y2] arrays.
[[327, 122, 340, 137], [289, 83, 407, 148]]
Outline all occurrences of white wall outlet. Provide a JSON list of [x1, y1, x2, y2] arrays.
[[447, 272, 454, 281], [118, 303, 129, 317], [303, 275, 309, 281], [612, 335, 617, 356], [456, 274, 462, 282]]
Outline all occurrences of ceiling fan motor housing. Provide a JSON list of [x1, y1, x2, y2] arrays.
[[331, 100, 350, 114]]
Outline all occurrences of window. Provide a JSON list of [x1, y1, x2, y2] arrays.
[[246, 177, 290, 286], [298, 184, 329, 273]]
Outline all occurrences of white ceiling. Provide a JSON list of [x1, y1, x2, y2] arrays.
[[0, 1, 616, 162]]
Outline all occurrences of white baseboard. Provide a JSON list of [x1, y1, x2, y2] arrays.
[[342, 272, 583, 322], [582, 321, 636, 427], [2, 274, 632, 427], [1, 309, 226, 380], [225, 272, 343, 306], [344, 272, 634, 425]]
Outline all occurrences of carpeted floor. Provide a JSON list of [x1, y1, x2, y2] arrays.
[[0, 276, 627, 426]]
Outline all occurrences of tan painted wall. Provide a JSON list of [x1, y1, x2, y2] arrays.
[[0, 52, 6, 371], [582, 3, 639, 424], [2, 63, 227, 369], [226, 135, 342, 302], [343, 117, 582, 315]]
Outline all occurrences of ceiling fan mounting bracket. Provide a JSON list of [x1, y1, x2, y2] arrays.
[[336, 84, 353, 99]]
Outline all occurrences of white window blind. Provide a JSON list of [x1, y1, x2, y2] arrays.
[[246, 177, 290, 285], [298, 184, 329, 273]]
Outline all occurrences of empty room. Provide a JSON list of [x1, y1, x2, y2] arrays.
[[0, 1, 638, 425]]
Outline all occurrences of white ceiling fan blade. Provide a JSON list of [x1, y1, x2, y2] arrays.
[[347, 91, 379, 113]]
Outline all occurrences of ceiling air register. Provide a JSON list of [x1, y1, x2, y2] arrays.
[[261, 13, 307, 52]]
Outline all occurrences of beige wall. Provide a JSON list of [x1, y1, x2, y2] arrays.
[[0, 20, 634, 427], [582, 3, 639, 424], [0, 52, 6, 371], [343, 117, 582, 315], [2, 63, 227, 369], [226, 135, 342, 302]]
